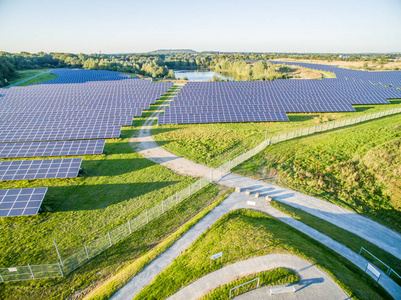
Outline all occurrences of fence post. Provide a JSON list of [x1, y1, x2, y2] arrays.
[[53, 239, 64, 267], [175, 192, 178, 205], [146, 210, 149, 224], [162, 200, 164, 213], [108, 232, 112, 247], [27, 264, 34, 279], [58, 262, 64, 277], [229, 159, 231, 171], [200, 179, 202, 189], [0, 273, 4, 283], [189, 184, 191, 196], [128, 220, 132, 234], [85, 245, 90, 260]]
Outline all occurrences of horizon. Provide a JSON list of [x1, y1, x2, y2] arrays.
[[1, 0, 401, 54]]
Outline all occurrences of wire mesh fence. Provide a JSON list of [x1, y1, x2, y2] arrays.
[[211, 107, 401, 182], [2, 107, 400, 282], [0, 177, 210, 282]]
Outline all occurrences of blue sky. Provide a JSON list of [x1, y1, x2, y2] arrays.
[[0, 0, 400, 54]]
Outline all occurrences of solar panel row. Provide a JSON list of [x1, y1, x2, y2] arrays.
[[0, 158, 82, 181], [0, 187, 47, 217], [0, 140, 105, 158], [159, 63, 401, 124]]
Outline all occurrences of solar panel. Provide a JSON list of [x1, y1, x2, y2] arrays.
[[0, 187, 47, 217], [0, 140, 105, 158], [0, 158, 82, 181]]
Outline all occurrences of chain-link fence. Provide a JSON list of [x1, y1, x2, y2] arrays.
[[211, 107, 401, 182], [2, 107, 400, 282], [0, 177, 210, 282]]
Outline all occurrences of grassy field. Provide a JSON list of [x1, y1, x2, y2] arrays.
[[135, 209, 391, 299], [1, 184, 230, 300], [152, 99, 401, 167], [17, 73, 58, 86], [201, 268, 299, 299], [271, 201, 401, 285], [5, 69, 50, 85], [234, 113, 401, 233]]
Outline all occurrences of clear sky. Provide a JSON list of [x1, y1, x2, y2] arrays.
[[0, 0, 400, 54]]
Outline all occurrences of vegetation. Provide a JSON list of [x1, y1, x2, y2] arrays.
[[5, 69, 50, 85], [215, 60, 289, 81], [153, 100, 401, 168], [135, 209, 391, 299], [84, 188, 233, 300], [271, 201, 401, 285], [1, 184, 231, 300], [235, 113, 401, 233], [16, 72, 58, 86], [2, 51, 399, 86], [201, 268, 299, 299]]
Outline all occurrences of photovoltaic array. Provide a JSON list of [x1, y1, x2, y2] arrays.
[[0, 158, 82, 181], [0, 187, 47, 217], [159, 62, 401, 124], [0, 140, 105, 159], [0, 70, 172, 216]]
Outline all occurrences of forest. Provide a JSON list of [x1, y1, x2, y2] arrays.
[[0, 51, 398, 87]]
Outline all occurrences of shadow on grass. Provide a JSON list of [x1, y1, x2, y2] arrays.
[[287, 114, 319, 122], [80, 158, 156, 177], [44, 180, 179, 212]]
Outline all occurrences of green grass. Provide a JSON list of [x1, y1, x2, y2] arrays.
[[0, 127, 196, 267], [271, 201, 401, 285], [17, 73, 58, 86], [1, 184, 231, 300], [135, 209, 391, 300], [84, 188, 233, 300], [152, 99, 401, 167], [201, 268, 299, 299], [6, 69, 50, 85], [235, 113, 401, 233]]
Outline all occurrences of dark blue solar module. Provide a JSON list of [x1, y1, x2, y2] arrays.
[[0, 69, 172, 146], [0, 140, 105, 158], [0, 158, 82, 181], [0, 126, 121, 143], [158, 62, 401, 125], [0, 187, 47, 217]]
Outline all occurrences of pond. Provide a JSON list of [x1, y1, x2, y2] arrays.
[[173, 69, 233, 81]]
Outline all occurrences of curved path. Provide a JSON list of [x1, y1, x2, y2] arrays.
[[130, 95, 401, 262], [168, 254, 349, 300], [112, 190, 401, 300], [117, 88, 401, 299]]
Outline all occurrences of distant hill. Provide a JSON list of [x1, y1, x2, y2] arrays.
[[149, 49, 197, 55]]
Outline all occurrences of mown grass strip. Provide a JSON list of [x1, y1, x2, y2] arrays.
[[16, 73, 58, 86]]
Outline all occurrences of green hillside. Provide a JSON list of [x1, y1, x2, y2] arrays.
[[235, 114, 401, 232]]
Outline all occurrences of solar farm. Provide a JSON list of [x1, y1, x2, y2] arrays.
[[0, 69, 172, 217], [159, 63, 401, 124], [1, 63, 401, 300]]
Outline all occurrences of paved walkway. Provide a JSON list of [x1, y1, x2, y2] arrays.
[[118, 89, 401, 299], [218, 173, 401, 262], [129, 87, 401, 264], [3, 71, 49, 88], [112, 190, 401, 300], [168, 254, 350, 300]]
